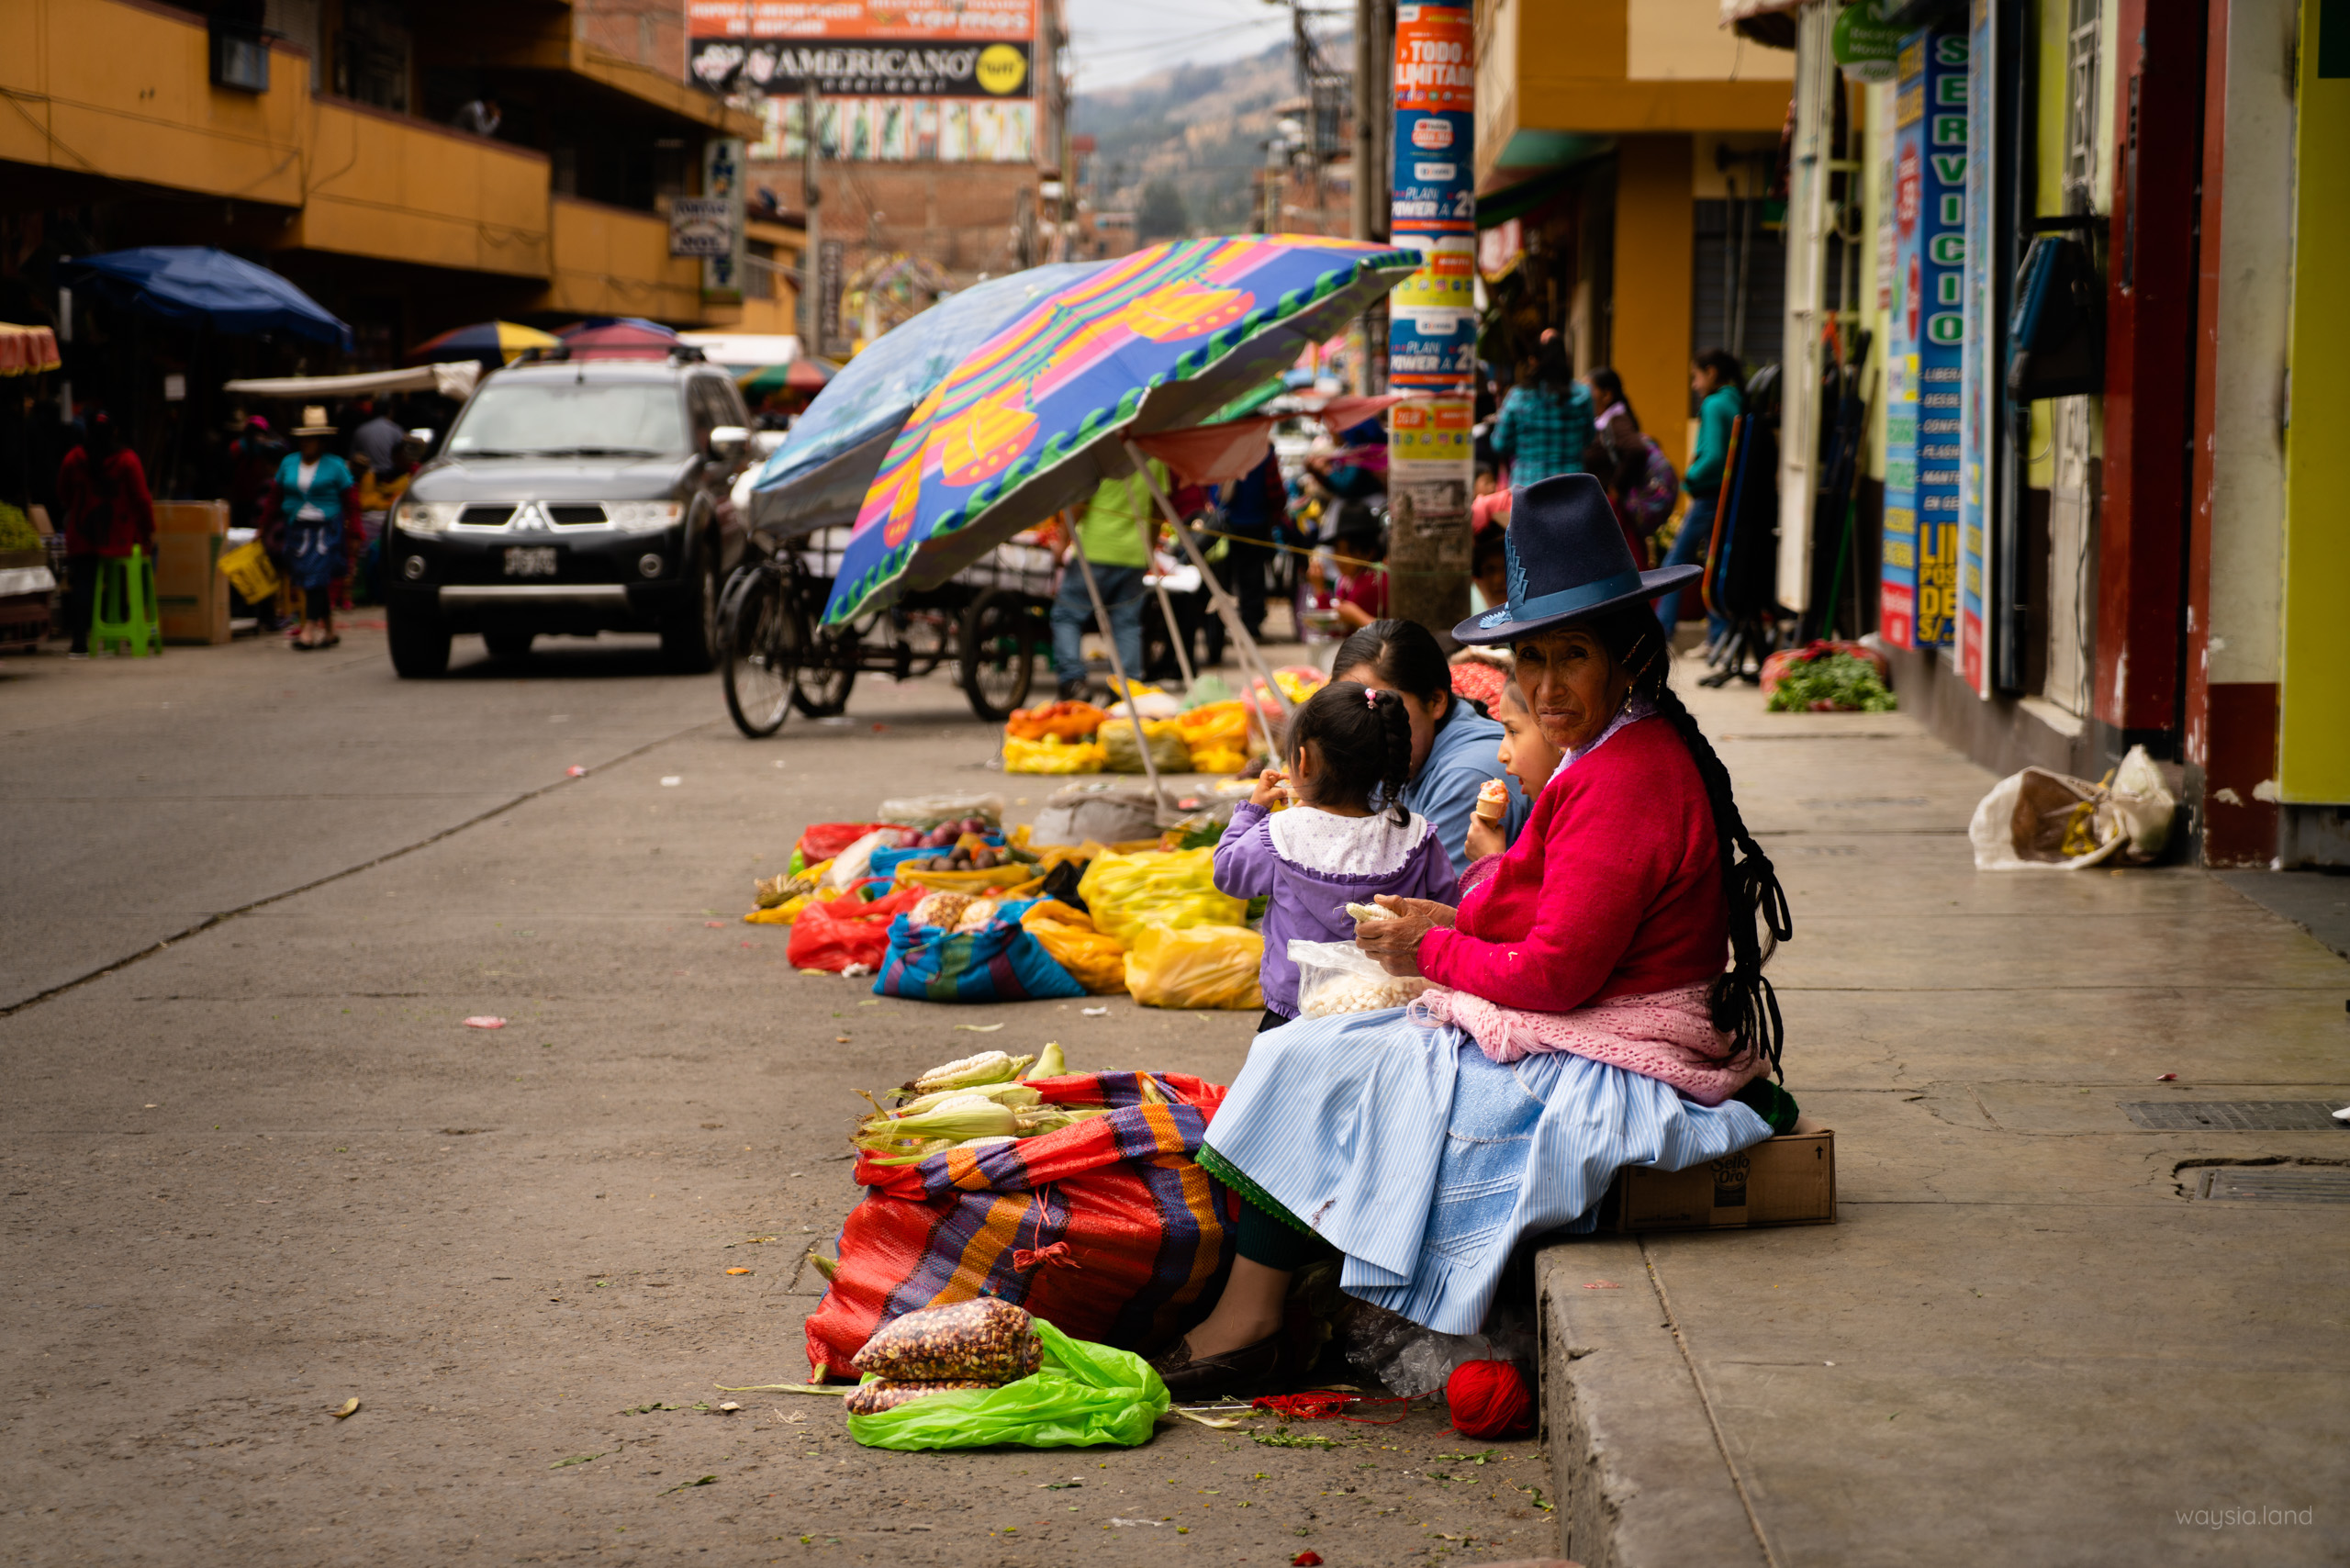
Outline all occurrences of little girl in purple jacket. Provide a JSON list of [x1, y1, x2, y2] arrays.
[[1214, 681, 1459, 1030]]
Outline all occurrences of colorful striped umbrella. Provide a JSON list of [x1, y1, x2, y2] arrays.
[[408, 319, 558, 364], [822, 236, 1416, 625]]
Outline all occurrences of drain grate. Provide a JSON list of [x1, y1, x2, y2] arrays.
[[2194, 1167, 2350, 1202], [2121, 1101, 2347, 1132]]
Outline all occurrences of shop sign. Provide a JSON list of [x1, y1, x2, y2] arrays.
[[670, 197, 733, 258], [700, 138, 749, 304], [1832, 3, 1904, 84], [1879, 28, 1968, 654], [1955, 4, 1996, 694]]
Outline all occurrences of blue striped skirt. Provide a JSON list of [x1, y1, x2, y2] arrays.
[[1200, 1007, 1774, 1335]]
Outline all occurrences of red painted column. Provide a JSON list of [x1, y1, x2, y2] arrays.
[[2094, 0, 2205, 741]]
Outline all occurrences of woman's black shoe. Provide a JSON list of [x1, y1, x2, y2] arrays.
[[1149, 1331, 1283, 1401]]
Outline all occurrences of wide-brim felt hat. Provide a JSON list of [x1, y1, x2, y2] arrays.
[[293, 404, 337, 438], [1452, 472, 1700, 645]]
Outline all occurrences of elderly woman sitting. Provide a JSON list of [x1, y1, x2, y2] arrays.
[[1152, 472, 1796, 1397]]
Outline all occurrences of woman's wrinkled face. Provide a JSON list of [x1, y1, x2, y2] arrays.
[[298, 436, 327, 461], [1334, 662, 1443, 779], [1513, 627, 1629, 754]]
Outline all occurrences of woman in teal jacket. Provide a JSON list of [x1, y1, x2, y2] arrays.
[[1654, 349, 1745, 635], [262, 406, 359, 650]]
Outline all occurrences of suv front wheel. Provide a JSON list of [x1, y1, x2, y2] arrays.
[[388, 603, 453, 678], [661, 549, 721, 673]]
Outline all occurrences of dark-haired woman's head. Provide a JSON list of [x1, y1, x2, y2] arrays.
[[1586, 368, 1632, 421], [1536, 330, 1574, 393], [1282, 679, 1415, 826], [1472, 524, 1509, 612], [1691, 348, 1745, 398], [1331, 618, 1454, 780]]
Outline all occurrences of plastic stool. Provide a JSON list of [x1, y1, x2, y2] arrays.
[[90, 546, 162, 657]]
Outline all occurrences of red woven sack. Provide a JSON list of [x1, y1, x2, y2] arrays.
[[797, 822, 898, 862], [786, 886, 923, 972], [804, 1071, 1234, 1379]]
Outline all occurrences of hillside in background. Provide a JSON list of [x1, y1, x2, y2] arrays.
[[1074, 40, 1302, 238]]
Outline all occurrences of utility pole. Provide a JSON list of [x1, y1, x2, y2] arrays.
[[800, 80, 822, 350], [1350, 0, 1376, 244]]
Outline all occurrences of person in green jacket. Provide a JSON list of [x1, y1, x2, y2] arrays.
[[1050, 458, 1169, 699], [1654, 348, 1746, 635]]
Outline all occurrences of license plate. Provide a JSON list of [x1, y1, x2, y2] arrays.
[[504, 546, 559, 577]]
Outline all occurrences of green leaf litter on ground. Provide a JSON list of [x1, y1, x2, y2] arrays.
[[1767, 651, 1897, 713], [657, 1475, 717, 1495], [1253, 1431, 1343, 1450], [550, 1453, 605, 1469]]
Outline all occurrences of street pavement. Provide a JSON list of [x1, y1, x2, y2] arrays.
[[6, 628, 2345, 1565], [1, 628, 1554, 1566]]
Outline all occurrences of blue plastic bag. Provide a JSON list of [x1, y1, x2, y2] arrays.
[[873, 912, 1087, 1003]]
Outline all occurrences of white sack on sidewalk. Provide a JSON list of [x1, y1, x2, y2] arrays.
[[1969, 745, 2176, 869]]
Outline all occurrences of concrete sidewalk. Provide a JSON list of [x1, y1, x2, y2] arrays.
[[1536, 655, 2350, 1567]]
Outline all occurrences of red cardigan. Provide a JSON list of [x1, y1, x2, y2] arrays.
[[1419, 715, 1728, 1012]]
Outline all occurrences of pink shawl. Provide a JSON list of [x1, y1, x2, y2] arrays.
[[1411, 982, 1762, 1106]]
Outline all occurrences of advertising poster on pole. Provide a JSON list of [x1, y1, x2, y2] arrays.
[[1387, 0, 1476, 593], [1880, 30, 1968, 653], [1955, 6, 1995, 695]]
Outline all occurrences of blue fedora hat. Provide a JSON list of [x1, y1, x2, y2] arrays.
[[1452, 472, 1701, 645]]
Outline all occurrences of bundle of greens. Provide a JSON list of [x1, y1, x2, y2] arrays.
[[1767, 651, 1897, 713]]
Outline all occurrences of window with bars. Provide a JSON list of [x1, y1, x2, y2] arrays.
[[2063, 0, 2101, 210]]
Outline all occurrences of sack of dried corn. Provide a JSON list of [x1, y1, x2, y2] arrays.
[[803, 1070, 1234, 1381]]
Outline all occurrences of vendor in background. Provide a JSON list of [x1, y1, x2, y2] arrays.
[[1470, 517, 1510, 616], [349, 397, 403, 480], [352, 429, 421, 605], [1049, 457, 1169, 701], [55, 409, 155, 659], [262, 406, 357, 651], [1490, 330, 1593, 486], [1328, 514, 1389, 632], [225, 410, 283, 534], [1331, 617, 1530, 868], [1654, 348, 1746, 637], [1217, 449, 1283, 644]]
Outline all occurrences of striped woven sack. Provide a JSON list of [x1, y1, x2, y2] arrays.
[[871, 912, 1088, 1003], [804, 1071, 1234, 1379]]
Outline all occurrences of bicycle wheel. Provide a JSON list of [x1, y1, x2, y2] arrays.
[[722, 569, 802, 738], [959, 588, 1037, 721], [792, 622, 859, 716]]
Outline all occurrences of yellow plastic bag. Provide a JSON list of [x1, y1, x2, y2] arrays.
[[1173, 700, 1249, 752], [1124, 924, 1263, 1010], [1004, 734, 1106, 774], [1077, 848, 1248, 945], [1188, 745, 1249, 776], [1100, 718, 1192, 775], [1020, 899, 1130, 994], [218, 538, 279, 604]]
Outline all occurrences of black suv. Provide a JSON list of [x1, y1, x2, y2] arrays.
[[383, 353, 754, 676]]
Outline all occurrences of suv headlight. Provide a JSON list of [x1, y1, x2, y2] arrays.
[[394, 500, 464, 534], [607, 500, 684, 532]]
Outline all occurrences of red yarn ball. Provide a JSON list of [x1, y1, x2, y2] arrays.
[[1446, 1357, 1534, 1439]]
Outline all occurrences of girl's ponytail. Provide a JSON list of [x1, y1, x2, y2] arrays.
[[1369, 688, 1413, 826]]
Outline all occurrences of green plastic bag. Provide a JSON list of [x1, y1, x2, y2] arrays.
[[845, 1318, 1169, 1450]]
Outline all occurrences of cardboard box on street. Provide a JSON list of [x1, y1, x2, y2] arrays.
[[152, 502, 229, 644], [1597, 1117, 1836, 1232]]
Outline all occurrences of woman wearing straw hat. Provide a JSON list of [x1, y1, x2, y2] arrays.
[[1153, 472, 1796, 1397], [262, 406, 357, 650]]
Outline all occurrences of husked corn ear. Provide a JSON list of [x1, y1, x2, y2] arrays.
[[954, 1134, 1018, 1149], [844, 1379, 993, 1416], [853, 1096, 1015, 1151], [904, 1050, 1020, 1095], [890, 1081, 1043, 1118], [851, 1298, 1043, 1383]]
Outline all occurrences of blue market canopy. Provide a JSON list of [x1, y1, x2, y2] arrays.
[[747, 261, 1106, 540], [60, 247, 352, 348]]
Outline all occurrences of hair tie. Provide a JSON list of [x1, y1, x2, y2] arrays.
[[1366, 689, 1380, 708]]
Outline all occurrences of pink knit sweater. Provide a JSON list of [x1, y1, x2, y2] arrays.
[[1419, 715, 1729, 1011]]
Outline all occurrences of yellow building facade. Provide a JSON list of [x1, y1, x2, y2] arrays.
[[1475, 0, 1791, 474], [0, 0, 787, 348]]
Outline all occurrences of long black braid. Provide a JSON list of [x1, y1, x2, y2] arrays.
[[1591, 608, 1794, 1077]]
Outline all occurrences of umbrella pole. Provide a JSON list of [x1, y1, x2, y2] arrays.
[[1124, 440, 1295, 745], [1069, 530, 1167, 811]]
